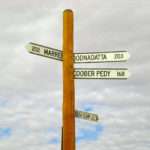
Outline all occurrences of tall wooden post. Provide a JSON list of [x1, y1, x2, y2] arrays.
[[62, 9, 75, 150]]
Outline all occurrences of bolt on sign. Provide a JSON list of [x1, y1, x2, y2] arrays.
[[74, 68, 129, 79], [26, 42, 129, 63], [75, 110, 99, 122]]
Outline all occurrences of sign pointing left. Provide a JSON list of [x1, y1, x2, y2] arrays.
[[26, 42, 62, 61]]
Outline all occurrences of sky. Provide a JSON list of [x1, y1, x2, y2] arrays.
[[0, 0, 150, 150]]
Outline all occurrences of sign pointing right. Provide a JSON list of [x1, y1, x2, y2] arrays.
[[75, 110, 99, 122], [75, 68, 129, 79], [74, 51, 129, 63]]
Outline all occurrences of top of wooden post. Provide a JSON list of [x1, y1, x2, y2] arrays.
[[63, 9, 73, 13]]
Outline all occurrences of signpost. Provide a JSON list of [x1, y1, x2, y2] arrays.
[[26, 9, 130, 150], [26, 42, 129, 63], [75, 110, 99, 122]]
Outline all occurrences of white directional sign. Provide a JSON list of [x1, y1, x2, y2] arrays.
[[26, 42, 129, 63], [75, 110, 99, 122], [75, 68, 129, 79], [26, 42, 62, 61], [75, 51, 129, 63]]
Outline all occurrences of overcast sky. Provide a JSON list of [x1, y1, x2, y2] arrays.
[[0, 0, 150, 150]]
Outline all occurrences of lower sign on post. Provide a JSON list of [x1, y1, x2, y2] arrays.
[[75, 110, 99, 122], [75, 68, 129, 79]]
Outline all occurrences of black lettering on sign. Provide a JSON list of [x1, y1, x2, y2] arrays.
[[44, 48, 61, 59], [76, 111, 82, 118], [74, 53, 107, 62], [114, 53, 124, 59], [85, 114, 90, 119], [32, 46, 40, 53], [96, 71, 110, 77], [117, 71, 125, 76], [101, 54, 107, 60], [91, 115, 96, 121], [44, 48, 49, 55], [74, 70, 95, 77]]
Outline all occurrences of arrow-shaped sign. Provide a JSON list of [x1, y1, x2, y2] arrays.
[[74, 68, 129, 79], [75, 110, 99, 122], [26, 42, 62, 61], [26, 42, 129, 63]]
